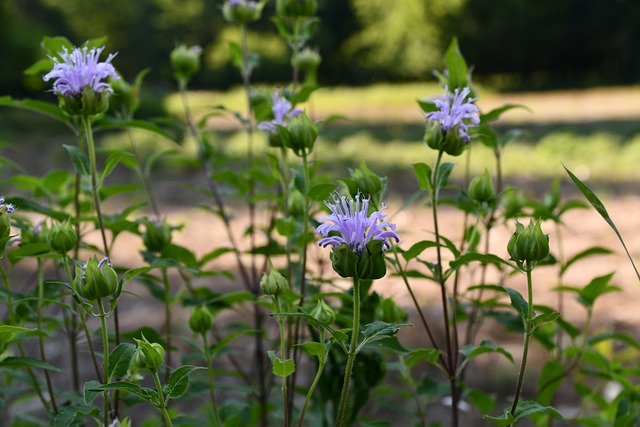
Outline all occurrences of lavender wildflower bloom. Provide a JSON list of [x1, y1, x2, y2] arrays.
[[257, 90, 303, 132], [43, 46, 118, 98], [316, 193, 399, 256], [425, 86, 479, 143]]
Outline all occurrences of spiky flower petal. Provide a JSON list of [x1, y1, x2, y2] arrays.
[[425, 86, 479, 143]]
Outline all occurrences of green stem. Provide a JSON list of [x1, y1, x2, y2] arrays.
[[275, 296, 290, 427], [509, 263, 534, 420], [202, 332, 222, 426], [298, 331, 327, 427], [335, 276, 361, 427], [36, 259, 58, 415], [98, 299, 110, 426], [151, 370, 174, 427], [162, 268, 173, 381]]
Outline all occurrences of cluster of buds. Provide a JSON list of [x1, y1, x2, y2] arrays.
[[170, 44, 202, 86], [310, 299, 335, 325], [132, 335, 165, 373], [72, 256, 119, 301], [467, 169, 497, 205], [507, 220, 550, 270], [260, 267, 288, 296], [223, 0, 264, 23], [141, 216, 173, 254], [48, 220, 78, 254]]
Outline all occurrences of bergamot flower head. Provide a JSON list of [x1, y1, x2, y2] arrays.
[[257, 89, 303, 133], [315, 193, 399, 279], [424, 86, 479, 155], [43, 45, 119, 116]]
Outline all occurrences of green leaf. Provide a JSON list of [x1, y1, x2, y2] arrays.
[[83, 380, 102, 405], [308, 183, 337, 202], [0, 356, 63, 373], [481, 104, 531, 123], [0, 96, 70, 126], [412, 162, 431, 192], [7, 243, 52, 264], [443, 37, 468, 89], [468, 388, 496, 414], [358, 321, 409, 351], [531, 311, 560, 331], [297, 342, 327, 362], [578, 273, 621, 307], [537, 360, 564, 405], [64, 144, 90, 176], [0, 324, 40, 344], [564, 164, 640, 282], [436, 162, 455, 190], [402, 240, 441, 261], [108, 343, 135, 380], [560, 246, 613, 275], [505, 287, 529, 322], [227, 40, 243, 69], [100, 152, 134, 182], [364, 336, 410, 354], [404, 348, 441, 368], [96, 118, 177, 141], [513, 400, 562, 421], [164, 365, 204, 399], [449, 252, 514, 270], [89, 381, 157, 403], [459, 339, 514, 367], [268, 351, 295, 378]]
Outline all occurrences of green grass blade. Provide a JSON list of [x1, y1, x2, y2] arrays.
[[564, 165, 640, 282]]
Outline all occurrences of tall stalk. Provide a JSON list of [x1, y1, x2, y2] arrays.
[[201, 332, 222, 426], [335, 275, 361, 427], [36, 259, 58, 415]]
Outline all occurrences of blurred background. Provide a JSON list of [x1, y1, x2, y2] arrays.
[[3, 0, 640, 96]]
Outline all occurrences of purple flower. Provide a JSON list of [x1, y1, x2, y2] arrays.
[[425, 86, 479, 142], [257, 89, 303, 132], [316, 193, 399, 256], [43, 46, 119, 98], [0, 197, 15, 217]]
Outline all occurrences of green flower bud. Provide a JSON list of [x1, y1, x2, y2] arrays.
[[330, 240, 387, 280], [376, 297, 408, 324], [133, 336, 165, 373], [20, 220, 48, 246], [468, 169, 496, 203], [281, 113, 318, 156], [141, 217, 172, 254], [310, 299, 335, 325], [276, 0, 317, 17], [342, 161, 385, 201], [503, 187, 526, 219], [507, 220, 550, 269], [110, 77, 140, 118], [171, 45, 202, 84], [73, 256, 119, 301], [223, 0, 263, 23], [287, 189, 305, 217], [293, 48, 321, 72], [58, 85, 110, 117], [48, 220, 78, 254], [189, 306, 213, 334], [260, 268, 288, 295]]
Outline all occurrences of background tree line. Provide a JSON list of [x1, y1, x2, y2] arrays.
[[2, 0, 640, 98]]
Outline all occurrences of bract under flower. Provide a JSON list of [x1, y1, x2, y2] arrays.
[[425, 86, 479, 143], [315, 193, 399, 256], [43, 46, 119, 98]]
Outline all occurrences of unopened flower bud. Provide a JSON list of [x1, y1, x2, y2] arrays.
[[141, 217, 172, 254], [73, 256, 119, 301], [310, 299, 335, 325], [282, 113, 317, 156], [133, 336, 165, 372], [189, 306, 213, 334], [110, 77, 140, 117], [48, 220, 78, 254], [376, 297, 408, 324], [276, 0, 317, 17], [293, 48, 321, 72], [58, 86, 111, 117], [507, 220, 549, 269], [223, 0, 263, 23], [171, 45, 202, 84], [343, 161, 385, 201], [468, 169, 496, 203], [260, 268, 287, 296], [503, 187, 525, 219], [287, 189, 305, 217]]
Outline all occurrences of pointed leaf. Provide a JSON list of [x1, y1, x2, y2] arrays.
[[163, 365, 204, 399], [83, 380, 102, 405], [0, 356, 63, 373], [64, 144, 90, 176], [564, 165, 640, 282], [444, 38, 468, 89], [412, 162, 431, 192], [89, 381, 157, 403], [505, 287, 529, 322], [0, 96, 70, 126], [108, 343, 135, 380]]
